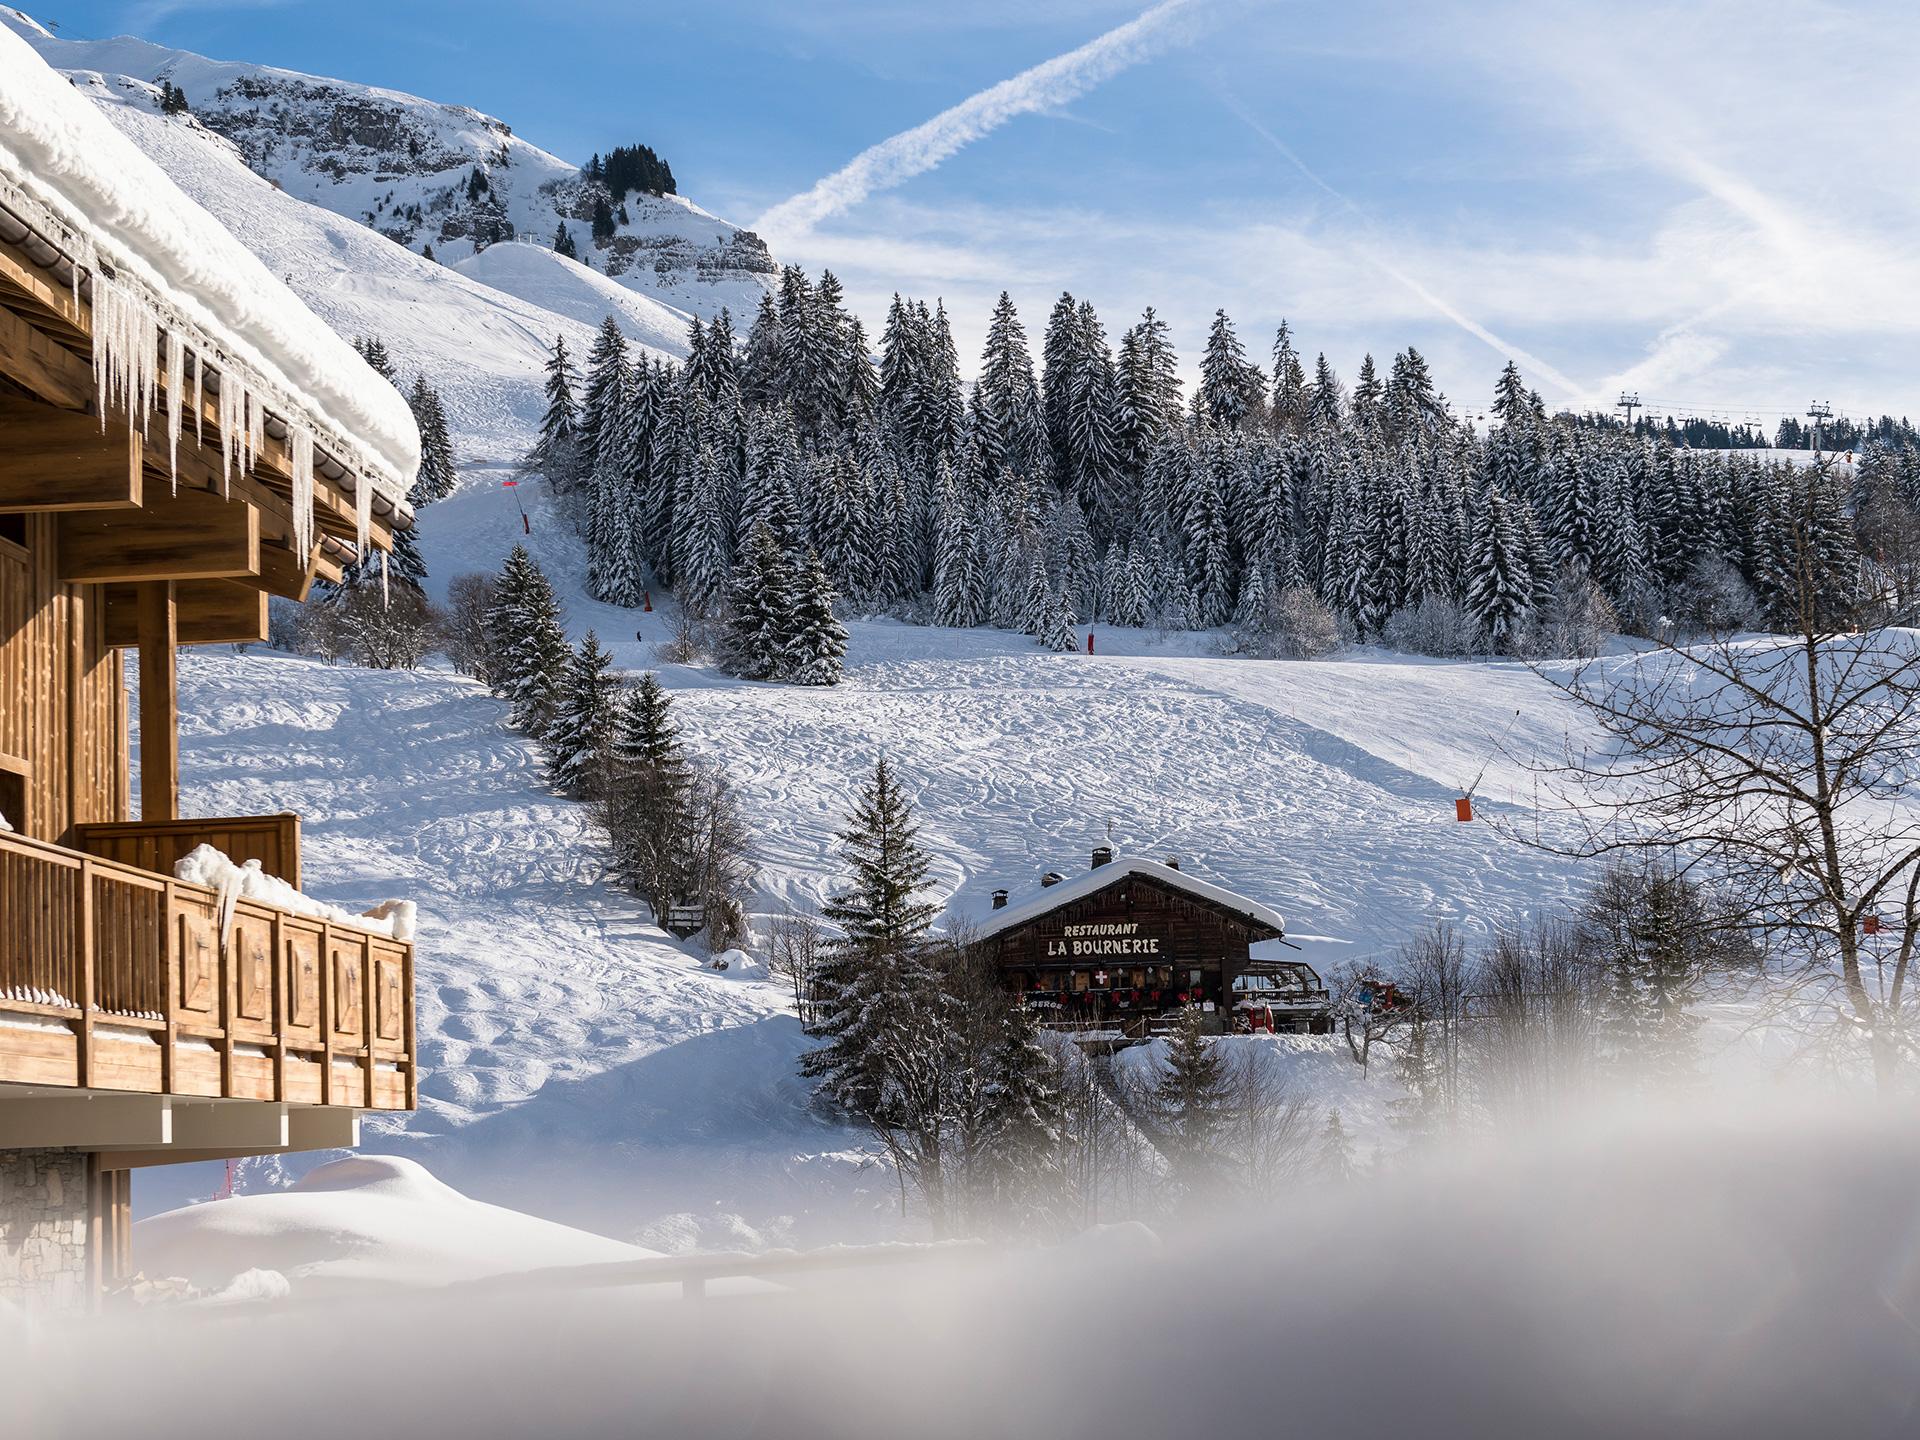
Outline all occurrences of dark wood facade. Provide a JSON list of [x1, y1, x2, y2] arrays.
[[982, 865, 1328, 1042]]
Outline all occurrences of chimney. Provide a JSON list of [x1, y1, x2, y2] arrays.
[[1041, 871, 1065, 888], [991, 889, 1009, 910], [1091, 846, 1113, 869], [1164, 855, 1181, 871]]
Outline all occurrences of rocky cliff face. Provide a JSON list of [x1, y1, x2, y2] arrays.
[[5, 11, 775, 323]]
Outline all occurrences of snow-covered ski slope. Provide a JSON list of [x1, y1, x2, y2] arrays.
[[136, 480, 1599, 1246]]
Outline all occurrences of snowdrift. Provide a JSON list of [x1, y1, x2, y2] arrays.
[[134, 1155, 654, 1294]]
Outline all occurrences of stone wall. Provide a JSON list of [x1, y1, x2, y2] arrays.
[[0, 1149, 90, 1312]]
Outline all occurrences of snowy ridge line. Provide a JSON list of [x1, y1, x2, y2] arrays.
[[0, 28, 420, 515]]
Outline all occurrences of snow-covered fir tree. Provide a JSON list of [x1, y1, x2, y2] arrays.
[[789, 550, 849, 686], [518, 289, 1890, 662], [485, 544, 570, 738], [546, 629, 619, 799]]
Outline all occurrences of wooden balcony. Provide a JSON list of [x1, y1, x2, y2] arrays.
[[0, 827, 415, 1110]]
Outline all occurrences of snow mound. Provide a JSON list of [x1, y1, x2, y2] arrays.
[[0, 25, 419, 504], [135, 1154, 657, 1294]]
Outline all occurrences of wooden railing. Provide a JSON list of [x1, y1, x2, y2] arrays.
[[0, 828, 414, 1110], [73, 813, 301, 890]]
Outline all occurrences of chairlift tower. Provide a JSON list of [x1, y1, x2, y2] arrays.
[[1806, 401, 1833, 452], [1616, 392, 1641, 429]]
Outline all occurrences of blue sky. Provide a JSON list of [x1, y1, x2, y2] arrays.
[[39, 0, 1920, 423]]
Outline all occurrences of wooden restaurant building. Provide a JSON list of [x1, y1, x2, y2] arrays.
[[0, 31, 420, 1310], [975, 849, 1331, 1044]]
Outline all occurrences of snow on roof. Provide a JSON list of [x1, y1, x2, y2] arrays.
[[0, 25, 419, 529], [974, 856, 1286, 943]]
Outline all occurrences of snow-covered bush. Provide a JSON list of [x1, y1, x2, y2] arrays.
[[1383, 594, 1481, 657], [1670, 554, 1758, 637], [1539, 564, 1618, 659], [1269, 587, 1345, 659]]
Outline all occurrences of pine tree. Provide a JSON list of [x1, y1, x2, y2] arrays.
[[552, 223, 579, 261], [530, 336, 583, 489], [614, 672, 682, 773], [973, 291, 1048, 483], [1152, 1004, 1230, 1194], [1039, 586, 1079, 653], [485, 545, 570, 738], [1314, 1108, 1358, 1183], [353, 337, 400, 387], [1465, 488, 1534, 650], [803, 756, 940, 1118], [790, 550, 849, 686], [720, 523, 794, 680], [1270, 320, 1307, 436], [1198, 309, 1258, 431], [578, 317, 631, 481], [407, 376, 457, 503], [547, 630, 620, 799]]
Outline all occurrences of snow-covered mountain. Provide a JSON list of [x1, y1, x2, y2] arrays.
[[3, 8, 774, 323], [0, 7, 775, 464]]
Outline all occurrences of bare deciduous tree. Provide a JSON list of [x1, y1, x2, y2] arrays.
[[1530, 495, 1920, 1088]]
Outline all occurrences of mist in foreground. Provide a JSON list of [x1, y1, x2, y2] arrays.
[[11, 1090, 1920, 1439]]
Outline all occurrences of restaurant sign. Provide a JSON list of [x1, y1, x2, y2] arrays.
[[1044, 921, 1162, 958]]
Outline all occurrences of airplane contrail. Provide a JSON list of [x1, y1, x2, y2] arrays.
[[754, 0, 1224, 245], [1219, 91, 1590, 403]]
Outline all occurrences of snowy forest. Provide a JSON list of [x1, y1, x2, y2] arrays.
[[527, 267, 1920, 666]]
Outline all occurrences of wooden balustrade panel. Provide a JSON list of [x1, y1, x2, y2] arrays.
[[0, 837, 80, 1008], [230, 905, 275, 1034], [373, 940, 406, 1045], [282, 917, 323, 1041], [328, 930, 367, 1044], [171, 891, 220, 1021]]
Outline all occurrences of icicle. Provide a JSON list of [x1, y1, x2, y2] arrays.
[[380, 551, 390, 610], [90, 272, 158, 438], [164, 330, 185, 492], [217, 372, 241, 494], [246, 389, 265, 474], [354, 471, 372, 559], [191, 348, 204, 448], [289, 422, 315, 558]]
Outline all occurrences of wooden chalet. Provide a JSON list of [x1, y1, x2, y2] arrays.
[[976, 849, 1330, 1045], [0, 35, 420, 1310]]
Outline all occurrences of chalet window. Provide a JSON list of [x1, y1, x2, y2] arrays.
[[0, 514, 24, 551]]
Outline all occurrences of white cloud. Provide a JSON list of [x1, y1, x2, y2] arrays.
[[753, 0, 1225, 245]]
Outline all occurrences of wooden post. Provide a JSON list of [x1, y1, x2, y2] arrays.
[[135, 581, 178, 823], [160, 879, 177, 1096], [76, 856, 94, 1087]]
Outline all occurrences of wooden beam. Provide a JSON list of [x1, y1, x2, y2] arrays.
[[137, 581, 178, 823], [104, 578, 268, 646], [0, 236, 87, 336], [0, 301, 93, 410], [58, 484, 261, 583], [0, 391, 143, 512], [246, 538, 325, 603]]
